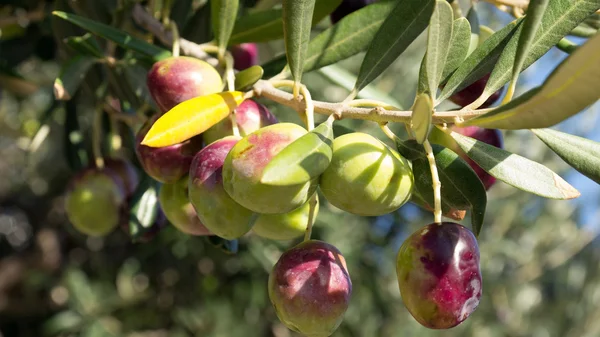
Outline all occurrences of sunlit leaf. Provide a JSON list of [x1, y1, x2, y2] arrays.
[[424, 0, 453, 100], [141, 91, 245, 147], [441, 17, 471, 82], [462, 32, 600, 129], [448, 129, 580, 199], [261, 119, 333, 185], [353, 0, 434, 93], [532, 128, 600, 184], [282, 0, 316, 84], [128, 177, 161, 241]]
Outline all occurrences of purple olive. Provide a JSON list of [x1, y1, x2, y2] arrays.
[[330, 0, 375, 24], [448, 74, 503, 109], [230, 43, 258, 71], [103, 158, 139, 197], [135, 114, 203, 183], [269, 240, 352, 336], [146, 56, 222, 113], [396, 222, 482, 329]]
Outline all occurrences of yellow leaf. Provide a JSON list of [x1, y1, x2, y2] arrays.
[[141, 91, 245, 147]]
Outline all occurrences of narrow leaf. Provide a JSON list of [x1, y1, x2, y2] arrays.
[[532, 128, 600, 184], [211, 0, 240, 56], [234, 65, 264, 91], [425, 0, 454, 100], [142, 91, 245, 147], [441, 18, 471, 82], [448, 129, 580, 199], [466, 7, 480, 55], [407, 141, 487, 235], [128, 177, 161, 240], [282, 0, 316, 83], [510, 0, 549, 84], [437, 19, 521, 104], [229, 0, 341, 44], [462, 32, 600, 129], [481, 0, 600, 103], [261, 119, 333, 185], [302, 0, 398, 74], [353, 0, 435, 93], [64, 34, 104, 58], [54, 56, 96, 101], [410, 93, 433, 144], [52, 11, 171, 62]]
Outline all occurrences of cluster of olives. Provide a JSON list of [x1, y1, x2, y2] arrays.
[[64, 34, 504, 334]]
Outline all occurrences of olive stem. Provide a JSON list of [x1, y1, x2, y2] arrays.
[[92, 104, 105, 169], [304, 193, 318, 242], [169, 21, 180, 57], [423, 139, 442, 223], [379, 123, 399, 144], [300, 85, 314, 131]]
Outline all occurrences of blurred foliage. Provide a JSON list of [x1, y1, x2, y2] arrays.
[[0, 0, 599, 337]]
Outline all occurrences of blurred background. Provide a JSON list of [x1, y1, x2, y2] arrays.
[[1, 0, 599, 336]]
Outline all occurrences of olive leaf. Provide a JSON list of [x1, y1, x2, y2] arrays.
[[52, 11, 171, 62], [352, 0, 434, 94], [479, 0, 600, 103], [400, 140, 487, 236], [141, 91, 245, 147], [211, 0, 240, 56], [229, 0, 341, 44], [261, 119, 333, 186], [282, 0, 316, 85], [64, 34, 104, 58], [441, 17, 471, 83], [424, 0, 454, 101], [447, 129, 580, 199], [436, 18, 521, 104], [410, 93, 433, 144], [128, 177, 162, 241], [461, 32, 600, 129], [465, 7, 480, 55], [54, 56, 96, 101], [235, 65, 264, 91], [532, 128, 600, 185], [409, 192, 467, 221]]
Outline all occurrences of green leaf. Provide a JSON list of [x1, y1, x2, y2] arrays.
[[235, 65, 264, 91], [532, 128, 600, 184], [54, 56, 96, 101], [261, 54, 288, 78], [410, 93, 433, 144], [42, 311, 83, 336], [437, 18, 521, 104], [480, 0, 600, 103], [462, 32, 600, 129], [353, 0, 434, 93], [229, 0, 341, 44], [282, 0, 316, 84], [465, 7, 480, 55], [447, 129, 580, 199], [52, 11, 171, 62], [261, 119, 333, 185], [406, 141, 487, 235], [441, 17, 471, 82], [211, 0, 240, 56], [424, 0, 454, 100], [302, 0, 399, 74], [64, 33, 104, 58], [128, 177, 161, 241]]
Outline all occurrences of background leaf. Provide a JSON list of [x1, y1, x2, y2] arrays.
[[229, 0, 340, 44], [52, 11, 172, 62], [211, 0, 240, 56], [462, 32, 600, 129], [282, 0, 316, 84], [532, 128, 600, 184], [54, 56, 96, 101], [441, 17, 471, 82], [424, 0, 453, 100], [128, 177, 161, 241], [448, 128, 580, 199], [437, 19, 521, 104], [64, 34, 104, 58], [353, 0, 434, 94], [479, 0, 600, 104]]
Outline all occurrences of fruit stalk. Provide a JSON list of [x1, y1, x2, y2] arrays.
[[423, 139, 442, 223], [169, 21, 180, 57], [300, 84, 314, 130], [303, 193, 318, 241], [93, 103, 105, 169]]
